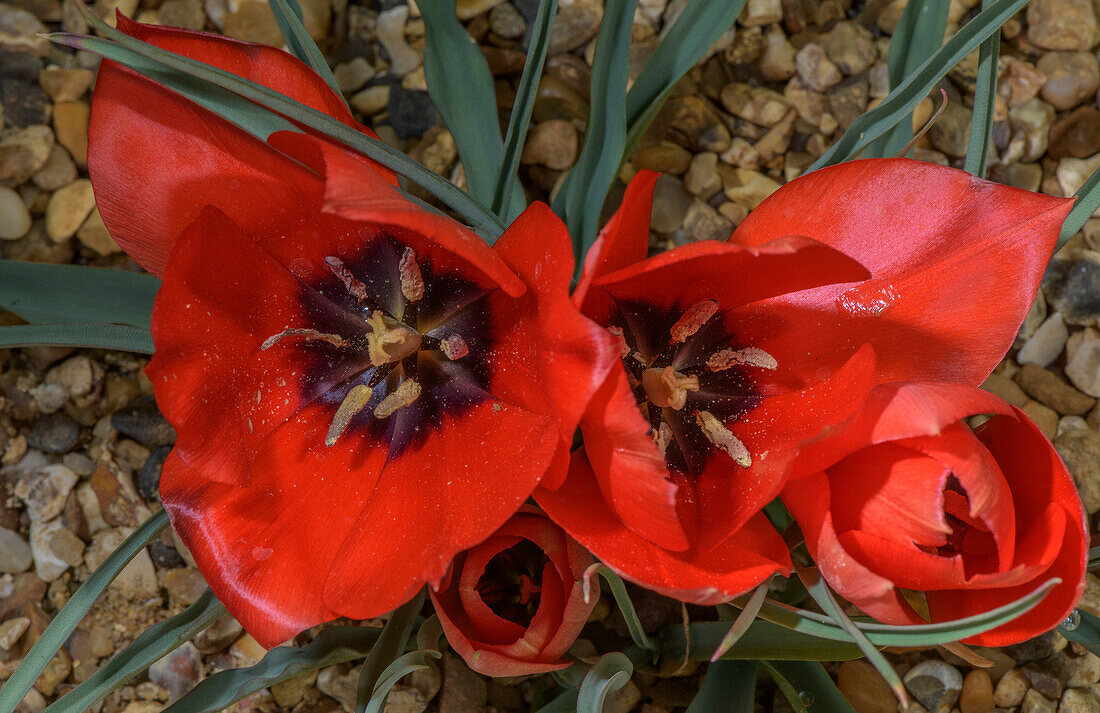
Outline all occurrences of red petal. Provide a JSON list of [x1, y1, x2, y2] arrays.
[[579, 363, 687, 551], [89, 16, 385, 277], [787, 382, 1014, 482], [589, 237, 869, 324], [160, 451, 346, 647], [302, 134, 526, 298], [147, 206, 370, 485], [537, 452, 791, 604], [940, 407, 1088, 645], [318, 397, 559, 620], [730, 158, 1074, 386], [457, 536, 529, 643], [488, 203, 621, 489], [574, 170, 659, 313]]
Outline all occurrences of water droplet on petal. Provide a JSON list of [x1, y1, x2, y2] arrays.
[[836, 282, 900, 319], [1063, 610, 1081, 631], [798, 690, 814, 706]]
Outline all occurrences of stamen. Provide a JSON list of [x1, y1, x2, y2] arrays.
[[608, 326, 631, 358], [374, 379, 422, 418], [399, 248, 425, 303], [325, 384, 373, 447], [440, 334, 469, 360], [261, 328, 346, 351], [366, 311, 423, 365], [642, 366, 699, 410], [652, 422, 673, 458], [695, 411, 751, 467], [670, 300, 719, 343], [325, 256, 371, 303], [707, 347, 778, 372]]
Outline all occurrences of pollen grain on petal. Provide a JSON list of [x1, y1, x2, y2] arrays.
[[695, 410, 751, 468], [261, 328, 347, 351], [325, 384, 374, 447], [399, 247, 425, 303], [441, 334, 469, 360], [707, 347, 778, 372], [325, 256, 371, 303], [670, 299, 719, 343], [374, 378, 422, 418]]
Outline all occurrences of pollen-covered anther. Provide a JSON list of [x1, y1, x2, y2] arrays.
[[374, 378, 422, 418], [366, 311, 423, 365], [707, 347, 778, 372], [670, 299, 719, 343], [440, 334, 469, 360], [399, 247, 425, 303], [642, 366, 699, 410], [261, 328, 347, 351], [325, 384, 373, 447], [695, 410, 751, 468], [652, 422, 673, 458], [325, 256, 371, 303]]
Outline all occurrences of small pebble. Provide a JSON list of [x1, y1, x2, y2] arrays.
[[0, 186, 32, 240], [959, 669, 993, 713], [903, 660, 963, 712], [1017, 312, 1069, 367]]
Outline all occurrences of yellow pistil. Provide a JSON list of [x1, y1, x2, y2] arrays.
[[366, 311, 422, 366], [670, 300, 719, 343], [642, 366, 699, 410], [707, 347, 778, 372], [399, 247, 425, 303], [695, 410, 751, 467], [325, 384, 373, 447], [261, 328, 346, 351], [374, 379, 422, 418]]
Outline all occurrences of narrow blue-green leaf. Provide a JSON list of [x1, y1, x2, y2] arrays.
[[664, 617, 863, 662], [759, 662, 809, 713], [0, 511, 170, 713], [1058, 164, 1100, 249], [491, 0, 557, 220], [41, 591, 226, 713], [766, 662, 858, 713], [1060, 609, 1100, 657], [52, 12, 506, 241], [964, 0, 1000, 176], [535, 691, 580, 713], [679, 577, 1058, 657], [863, 0, 950, 158], [362, 615, 442, 713], [577, 653, 632, 713], [591, 566, 658, 651], [50, 33, 298, 141], [811, 0, 1029, 170], [420, 0, 523, 215], [711, 577, 772, 661], [268, 0, 342, 97], [166, 626, 383, 713], [623, 0, 747, 155], [801, 571, 906, 706], [0, 261, 159, 328], [685, 661, 757, 713], [552, 0, 638, 270], [0, 323, 154, 353], [356, 590, 425, 713]]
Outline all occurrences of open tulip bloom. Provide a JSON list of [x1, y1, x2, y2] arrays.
[[6, 4, 1096, 711]]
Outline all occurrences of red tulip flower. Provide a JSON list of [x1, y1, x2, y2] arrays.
[[88, 20, 616, 647], [537, 171, 879, 603], [430, 508, 596, 676], [782, 383, 1087, 646], [539, 161, 1074, 606]]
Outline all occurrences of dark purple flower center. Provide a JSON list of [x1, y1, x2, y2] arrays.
[[475, 538, 550, 627], [269, 234, 495, 455], [607, 298, 772, 477]]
